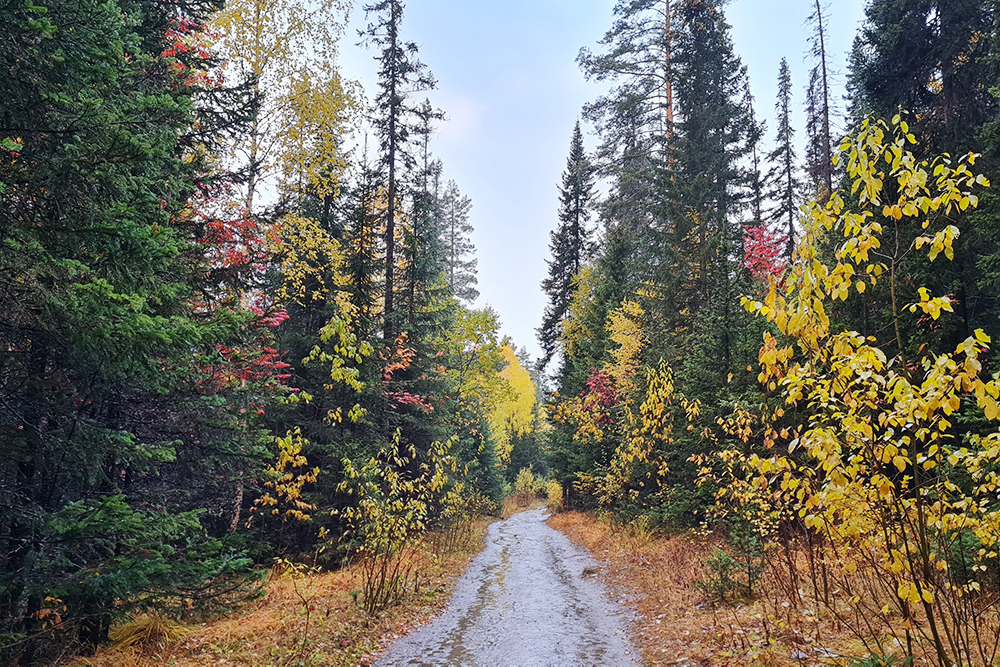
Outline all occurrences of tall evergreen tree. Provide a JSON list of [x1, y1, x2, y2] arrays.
[[743, 79, 767, 228], [439, 179, 478, 303], [405, 99, 446, 325], [361, 0, 439, 340], [0, 0, 262, 654], [805, 0, 834, 199], [578, 0, 673, 267], [804, 68, 831, 199], [658, 0, 755, 366], [844, 0, 1000, 353], [579, 0, 674, 157], [538, 121, 596, 373], [847, 0, 996, 149], [342, 139, 384, 338], [764, 58, 801, 258]]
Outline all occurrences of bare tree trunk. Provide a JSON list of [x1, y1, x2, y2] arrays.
[[383, 5, 399, 342]]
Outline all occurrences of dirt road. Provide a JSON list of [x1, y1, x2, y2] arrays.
[[376, 508, 638, 666]]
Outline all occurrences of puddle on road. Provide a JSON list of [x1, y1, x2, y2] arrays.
[[376, 509, 637, 667]]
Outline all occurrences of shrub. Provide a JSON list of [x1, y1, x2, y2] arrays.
[[335, 431, 456, 615], [512, 466, 536, 506], [545, 480, 563, 513]]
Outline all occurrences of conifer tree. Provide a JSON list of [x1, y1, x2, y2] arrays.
[[764, 58, 801, 258], [805, 0, 834, 199], [342, 141, 384, 337], [743, 80, 767, 228], [578, 0, 674, 167], [538, 121, 596, 372], [405, 99, 446, 324], [844, 0, 1000, 352], [661, 0, 753, 327], [362, 0, 439, 340], [804, 68, 830, 198], [440, 179, 478, 303], [0, 0, 262, 652], [847, 0, 995, 147]]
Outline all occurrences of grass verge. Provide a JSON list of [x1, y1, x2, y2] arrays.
[[68, 519, 491, 667], [549, 512, 872, 667]]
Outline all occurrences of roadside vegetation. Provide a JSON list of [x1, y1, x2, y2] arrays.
[[73, 521, 490, 667], [538, 2, 1000, 665], [1, 0, 547, 662], [6, 0, 1000, 664]]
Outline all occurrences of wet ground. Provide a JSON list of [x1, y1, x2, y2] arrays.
[[376, 508, 638, 666]]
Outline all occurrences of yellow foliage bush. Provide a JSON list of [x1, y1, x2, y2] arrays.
[[546, 479, 563, 513], [334, 431, 457, 615], [710, 115, 1000, 666]]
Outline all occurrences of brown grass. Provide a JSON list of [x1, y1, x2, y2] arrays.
[[549, 512, 874, 667], [67, 520, 490, 667]]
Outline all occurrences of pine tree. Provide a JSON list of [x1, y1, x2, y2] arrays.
[[538, 121, 596, 372], [362, 0, 439, 340], [579, 0, 674, 166], [440, 179, 478, 303], [764, 58, 801, 258]]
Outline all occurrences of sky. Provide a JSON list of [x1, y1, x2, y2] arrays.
[[338, 0, 869, 361]]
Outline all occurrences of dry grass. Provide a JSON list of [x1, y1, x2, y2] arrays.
[[549, 512, 874, 667], [68, 519, 490, 667], [106, 615, 194, 651]]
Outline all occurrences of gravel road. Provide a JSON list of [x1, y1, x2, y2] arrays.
[[375, 508, 638, 666]]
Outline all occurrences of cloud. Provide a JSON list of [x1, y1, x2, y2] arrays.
[[432, 91, 487, 146]]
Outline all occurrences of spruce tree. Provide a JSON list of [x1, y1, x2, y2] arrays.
[[342, 140, 384, 337], [361, 0, 439, 340], [0, 0, 261, 653], [538, 121, 596, 373], [847, 0, 995, 148], [764, 58, 801, 258], [804, 68, 831, 199], [405, 99, 447, 324], [844, 0, 1000, 353], [662, 0, 753, 329]]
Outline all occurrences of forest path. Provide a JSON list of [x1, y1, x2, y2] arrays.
[[375, 508, 639, 666]]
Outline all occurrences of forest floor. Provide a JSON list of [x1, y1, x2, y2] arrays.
[[549, 512, 874, 667], [69, 519, 491, 667]]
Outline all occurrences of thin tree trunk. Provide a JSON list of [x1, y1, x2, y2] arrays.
[[815, 0, 832, 199], [383, 3, 399, 342]]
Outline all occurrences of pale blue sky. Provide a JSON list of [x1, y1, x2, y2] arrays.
[[339, 0, 868, 360]]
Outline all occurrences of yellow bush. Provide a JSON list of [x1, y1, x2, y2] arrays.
[[545, 480, 563, 513]]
